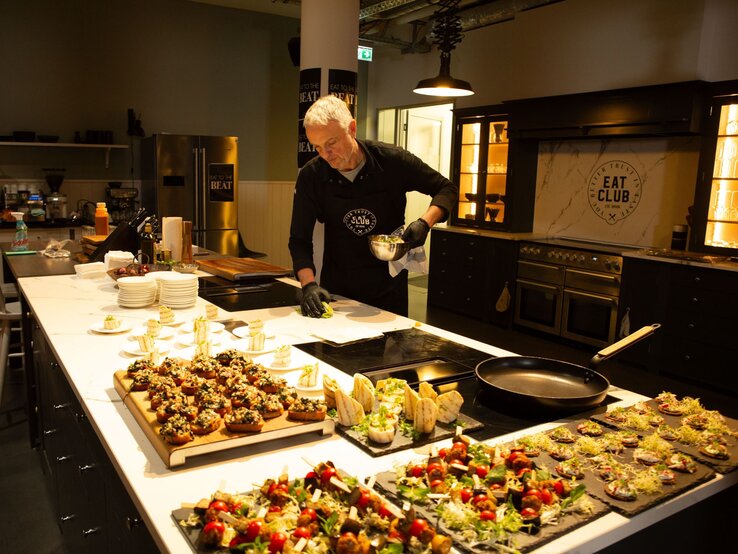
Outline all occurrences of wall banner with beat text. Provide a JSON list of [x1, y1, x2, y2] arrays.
[[328, 69, 357, 117], [298, 68, 322, 168], [208, 163, 234, 202], [588, 160, 642, 225]]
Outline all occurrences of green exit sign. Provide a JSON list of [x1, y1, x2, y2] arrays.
[[358, 46, 373, 62]]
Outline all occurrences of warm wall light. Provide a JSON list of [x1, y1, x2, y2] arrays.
[[414, 0, 474, 97]]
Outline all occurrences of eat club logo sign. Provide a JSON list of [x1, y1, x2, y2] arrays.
[[588, 160, 642, 225]]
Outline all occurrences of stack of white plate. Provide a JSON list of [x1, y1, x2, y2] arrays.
[[117, 276, 158, 308], [157, 272, 199, 308]]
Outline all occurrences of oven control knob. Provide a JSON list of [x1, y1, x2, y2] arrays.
[[534, 247, 541, 255], [562, 253, 569, 260], [612, 262, 621, 271], [578, 255, 585, 262], [604, 261, 612, 270]]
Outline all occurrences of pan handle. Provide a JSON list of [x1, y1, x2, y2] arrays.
[[589, 323, 661, 369]]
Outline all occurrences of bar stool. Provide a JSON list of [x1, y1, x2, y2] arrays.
[[0, 285, 24, 426]]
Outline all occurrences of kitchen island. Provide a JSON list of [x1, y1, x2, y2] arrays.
[[17, 271, 738, 553]]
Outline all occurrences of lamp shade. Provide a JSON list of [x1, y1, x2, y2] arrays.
[[413, 54, 474, 97]]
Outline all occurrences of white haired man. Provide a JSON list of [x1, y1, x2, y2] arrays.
[[289, 95, 458, 317]]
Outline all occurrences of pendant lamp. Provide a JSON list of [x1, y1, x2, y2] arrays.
[[414, 0, 474, 97]]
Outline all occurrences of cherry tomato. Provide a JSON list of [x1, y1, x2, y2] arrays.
[[459, 487, 473, 503], [230, 501, 243, 515], [479, 510, 496, 521], [378, 504, 394, 519], [429, 479, 445, 491], [408, 464, 425, 478], [507, 451, 522, 463], [524, 488, 541, 499], [208, 500, 230, 513], [201, 520, 225, 544], [300, 508, 318, 522], [553, 481, 565, 496], [292, 526, 312, 540], [540, 488, 554, 505], [305, 470, 317, 480], [438, 448, 448, 458], [267, 481, 278, 496], [517, 468, 534, 479], [475, 464, 490, 478], [245, 519, 264, 542], [275, 482, 290, 494], [387, 529, 406, 543], [320, 466, 338, 485], [268, 504, 282, 513], [268, 531, 288, 553], [471, 494, 489, 507], [356, 489, 371, 508], [520, 507, 539, 519], [229, 534, 250, 548], [408, 518, 429, 537], [426, 462, 444, 475]]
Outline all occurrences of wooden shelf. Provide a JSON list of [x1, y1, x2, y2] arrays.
[[0, 141, 128, 168]]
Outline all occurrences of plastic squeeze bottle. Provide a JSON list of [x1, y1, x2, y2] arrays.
[[10, 212, 28, 252], [95, 202, 110, 236]]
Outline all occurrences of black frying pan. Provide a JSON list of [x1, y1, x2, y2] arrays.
[[475, 324, 660, 414]]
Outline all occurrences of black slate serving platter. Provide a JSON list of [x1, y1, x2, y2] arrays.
[[333, 411, 484, 457], [537, 422, 716, 517], [592, 399, 738, 475], [374, 466, 611, 553]]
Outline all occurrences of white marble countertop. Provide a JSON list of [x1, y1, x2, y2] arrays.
[[18, 273, 738, 553]]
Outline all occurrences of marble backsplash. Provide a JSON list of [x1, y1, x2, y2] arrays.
[[534, 137, 700, 248]]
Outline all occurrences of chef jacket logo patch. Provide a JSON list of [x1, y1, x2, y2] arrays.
[[343, 208, 376, 236], [588, 160, 642, 225]]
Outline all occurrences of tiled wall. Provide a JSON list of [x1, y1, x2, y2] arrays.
[[534, 137, 700, 248]]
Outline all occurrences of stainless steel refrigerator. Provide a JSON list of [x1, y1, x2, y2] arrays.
[[140, 134, 239, 256]]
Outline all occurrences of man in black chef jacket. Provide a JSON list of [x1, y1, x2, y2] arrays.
[[289, 95, 458, 317]]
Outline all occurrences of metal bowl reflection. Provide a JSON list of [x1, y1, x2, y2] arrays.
[[368, 235, 411, 261]]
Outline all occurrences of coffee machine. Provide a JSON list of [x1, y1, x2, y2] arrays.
[[105, 183, 139, 224], [43, 168, 67, 222]]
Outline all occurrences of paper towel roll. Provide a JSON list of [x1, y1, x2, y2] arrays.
[[161, 217, 183, 262]]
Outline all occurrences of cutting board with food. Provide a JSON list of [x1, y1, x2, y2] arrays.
[[374, 437, 610, 553], [325, 374, 483, 457], [503, 420, 715, 517], [197, 257, 291, 281], [593, 392, 738, 474], [113, 351, 333, 467], [173, 460, 452, 553]]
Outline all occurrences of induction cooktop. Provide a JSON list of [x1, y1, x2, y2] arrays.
[[197, 276, 299, 312]]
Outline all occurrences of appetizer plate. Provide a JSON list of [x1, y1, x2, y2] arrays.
[[294, 379, 322, 393], [123, 343, 171, 357], [254, 348, 315, 372], [180, 321, 225, 334], [159, 316, 184, 327], [89, 321, 132, 334], [129, 326, 175, 340], [231, 325, 255, 339], [232, 337, 278, 355]]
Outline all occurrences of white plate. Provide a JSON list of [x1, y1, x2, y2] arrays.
[[123, 343, 171, 357], [180, 321, 225, 334], [294, 376, 323, 392], [176, 333, 223, 347], [89, 321, 132, 334], [130, 326, 175, 340], [232, 337, 277, 355], [254, 348, 315, 372], [159, 316, 184, 327]]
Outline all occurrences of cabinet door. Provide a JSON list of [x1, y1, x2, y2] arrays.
[[451, 113, 510, 229], [691, 95, 738, 255], [485, 239, 517, 326]]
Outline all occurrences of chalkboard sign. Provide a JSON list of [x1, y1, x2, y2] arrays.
[[208, 163, 234, 202]]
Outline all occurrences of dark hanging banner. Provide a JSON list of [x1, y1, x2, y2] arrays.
[[298, 68, 321, 168], [208, 163, 235, 202], [328, 69, 357, 117]]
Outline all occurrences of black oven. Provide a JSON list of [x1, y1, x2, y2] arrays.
[[514, 241, 623, 348]]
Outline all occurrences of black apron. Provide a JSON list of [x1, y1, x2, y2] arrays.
[[319, 176, 409, 316]]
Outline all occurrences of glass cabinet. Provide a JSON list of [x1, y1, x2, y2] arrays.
[[692, 87, 738, 255], [452, 113, 510, 228]]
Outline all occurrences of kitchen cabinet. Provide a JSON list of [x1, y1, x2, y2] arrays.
[[690, 80, 738, 255], [33, 320, 157, 553], [0, 141, 128, 168], [619, 257, 738, 392], [450, 105, 537, 231], [428, 228, 517, 325], [0, 226, 80, 243]]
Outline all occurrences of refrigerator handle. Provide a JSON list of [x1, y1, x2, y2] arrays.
[[200, 147, 207, 232], [193, 146, 200, 229]]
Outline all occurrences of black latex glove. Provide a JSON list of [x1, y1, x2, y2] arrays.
[[401, 218, 431, 248], [299, 281, 331, 318]]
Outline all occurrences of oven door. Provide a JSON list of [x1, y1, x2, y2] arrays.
[[561, 288, 618, 347], [514, 278, 563, 336]]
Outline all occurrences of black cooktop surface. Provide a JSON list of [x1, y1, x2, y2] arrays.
[[198, 276, 299, 312]]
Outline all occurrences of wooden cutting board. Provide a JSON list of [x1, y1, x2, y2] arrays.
[[197, 257, 291, 281]]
